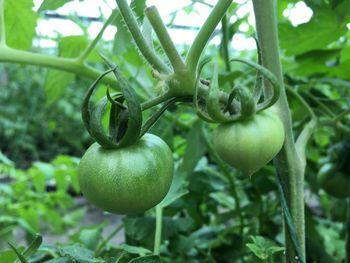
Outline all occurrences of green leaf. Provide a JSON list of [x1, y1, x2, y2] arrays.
[[279, 9, 347, 56], [159, 170, 189, 208], [70, 224, 105, 251], [113, 12, 132, 55], [246, 235, 284, 260], [209, 192, 236, 210], [38, 0, 74, 12], [179, 120, 207, 173], [117, 244, 151, 256], [21, 234, 42, 259], [8, 244, 28, 263], [4, 0, 37, 50], [129, 255, 162, 263], [58, 244, 103, 263], [0, 250, 18, 263], [45, 36, 88, 104]]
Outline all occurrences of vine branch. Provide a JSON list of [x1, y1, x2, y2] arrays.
[[145, 6, 185, 74], [0, 47, 119, 87], [252, 0, 306, 261], [186, 0, 233, 74], [115, 0, 170, 74], [0, 0, 6, 47], [77, 10, 118, 63]]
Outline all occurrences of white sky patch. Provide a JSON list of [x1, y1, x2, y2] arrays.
[[283, 1, 313, 26], [231, 34, 256, 51], [347, 23, 350, 30], [32, 0, 312, 51]]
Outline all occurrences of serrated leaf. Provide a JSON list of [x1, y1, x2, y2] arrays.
[[279, 9, 347, 56], [4, 0, 37, 50], [38, 0, 73, 12], [58, 244, 103, 263]]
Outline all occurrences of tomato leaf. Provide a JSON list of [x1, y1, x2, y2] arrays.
[[4, 0, 37, 50], [38, 0, 74, 12]]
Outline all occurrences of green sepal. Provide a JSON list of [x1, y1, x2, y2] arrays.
[[90, 96, 119, 148], [106, 88, 124, 141], [81, 68, 114, 138], [100, 54, 143, 148], [234, 86, 256, 118], [206, 64, 230, 122], [193, 58, 217, 123], [230, 59, 281, 112], [140, 97, 182, 137]]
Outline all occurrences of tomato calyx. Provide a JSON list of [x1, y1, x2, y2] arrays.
[[82, 55, 185, 149], [193, 55, 281, 124]]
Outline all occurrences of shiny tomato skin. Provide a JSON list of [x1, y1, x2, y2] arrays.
[[212, 110, 285, 175], [78, 133, 174, 214]]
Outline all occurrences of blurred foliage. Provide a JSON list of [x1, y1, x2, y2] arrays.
[[0, 0, 350, 262]]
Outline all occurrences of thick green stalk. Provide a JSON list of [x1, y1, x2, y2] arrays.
[[186, 0, 233, 74], [153, 205, 163, 255], [0, 47, 118, 87], [252, 1, 305, 261], [346, 198, 350, 263], [145, 6, 185, 74], [77, 10, 118, 63], [0, 0, 6, 47], [115, 0, 170, 74]]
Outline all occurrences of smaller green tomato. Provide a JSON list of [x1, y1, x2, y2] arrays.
[[78, 133, 174, 214], [212, 110, 285, 175], [317, 163, 350, 198]]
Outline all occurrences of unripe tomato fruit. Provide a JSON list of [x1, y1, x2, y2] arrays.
[[317, 163, 350, 198], [78, 133, 174, 214], [212, 110, 285, 175]]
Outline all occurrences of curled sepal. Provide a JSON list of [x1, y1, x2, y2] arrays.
[[193, 58, 217, 123], [82, 68, 115, 137], [230, 59, 281, 112], [100, 55, 143, 148], [231, 86, 256, 118], [90, 96, 119, 148], [140, 97, 185, 137], [206, 64, 233, 122], [195, 62, 256, 123]]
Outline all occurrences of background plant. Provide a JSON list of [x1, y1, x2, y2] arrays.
[[0, 0, 349, 262]]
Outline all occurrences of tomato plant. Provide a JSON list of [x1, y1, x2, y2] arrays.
[[1, 0, 350, 262], [212, 110, 285, 175], [78, 133, 174, 214]]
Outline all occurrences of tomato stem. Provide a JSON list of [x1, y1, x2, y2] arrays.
[[0, 0, 7, 47], [346, 198, 350, 263], [252, 0, 306, 261], [185, 0, 233, 75], [153, 205, 163, 255], [115, 0, 170, 74], [76, 10, 118, 64], [0, 46, 118, 87], [145, 6, 186, 74], [95, 223, 124, 256]]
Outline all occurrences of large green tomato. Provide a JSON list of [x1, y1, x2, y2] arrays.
[[212, 110, 285, 175], [318, 163, 350, 198], [78, 133, 174, 214]]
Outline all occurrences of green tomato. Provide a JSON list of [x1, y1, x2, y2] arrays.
[[78, 133, 174, 214], [318, 163, 350, 198], [212, 110, 285, 175]]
